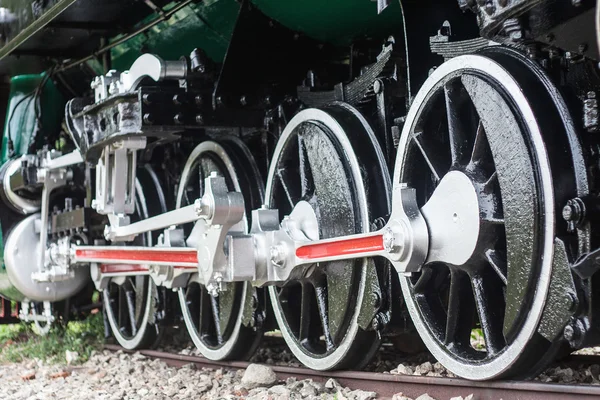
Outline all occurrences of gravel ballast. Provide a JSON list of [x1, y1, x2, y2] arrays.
[[0, 350, 458, 400]]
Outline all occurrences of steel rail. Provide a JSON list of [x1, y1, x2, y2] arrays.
[[104, 345, 600, 399]]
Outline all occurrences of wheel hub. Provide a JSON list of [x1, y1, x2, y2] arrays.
[[422, 170, 480, 266]]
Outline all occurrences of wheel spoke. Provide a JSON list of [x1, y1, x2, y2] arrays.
[[298, 133, 315, 199], [470, 120, 488, 166], [471, 274, 506, 355], [482, 171, 498, 194], [445, 269, 475, 346], [485, 249, 507, 286], [276, 168, 297, 209], [197, 286, 212, 336], [117, 288, 125, 333], [299, 284, 312, 342], [412, 266, 434, 294], [444, 81, 470, 167], [314, 282, 335, 351], [412, 131, 442, 182], [210, 294, 224, 345], [124, 289, 138, 336]]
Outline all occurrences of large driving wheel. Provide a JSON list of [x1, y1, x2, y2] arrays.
[[177, 139, 264, 360], [396, 50, 587, 380], [265, 104, 391, 370], [103, 166, 167, 350]]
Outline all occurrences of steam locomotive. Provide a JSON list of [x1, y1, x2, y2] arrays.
[[0, 0, 597, 380]]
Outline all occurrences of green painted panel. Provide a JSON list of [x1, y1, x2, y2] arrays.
[[251, 0, 401, 46], [111, 0, 401, 70], [1, 74, 65, 164], [0, 74, 64, 275], [111, 0, 240, 70]]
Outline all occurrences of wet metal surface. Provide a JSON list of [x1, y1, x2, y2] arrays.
[[105, 345, 600, 399]]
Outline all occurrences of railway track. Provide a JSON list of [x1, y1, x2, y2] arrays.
[[104, 344, 600, 399]]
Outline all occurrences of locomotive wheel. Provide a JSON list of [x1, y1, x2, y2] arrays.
[[177, 139, 264, 361], [265, 104, 392, 370], [395, 51, 577, 380], [103, 168, 166, 350]]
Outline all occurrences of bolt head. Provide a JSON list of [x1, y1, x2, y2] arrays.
[[564, 324, 575, 341], [383, 228, 403, 254], [372, 318, 380, 330], [173, 113, 184, 125], [562, 205, 574, 221], [193, 199, 203, 215], [373, 80, 382, 94], [143, 113, 154, 125], [270, 244, 287, 267]]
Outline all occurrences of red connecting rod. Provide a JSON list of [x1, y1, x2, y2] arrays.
[[74, 233, 385, 274]]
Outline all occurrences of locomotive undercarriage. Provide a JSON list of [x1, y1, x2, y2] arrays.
[[0, 0, 598, 381]]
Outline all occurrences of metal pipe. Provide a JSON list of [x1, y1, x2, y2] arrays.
[[57, 0, 194, 72]]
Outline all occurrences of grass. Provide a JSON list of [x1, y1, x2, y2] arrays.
[[0, 312, 104, 365]]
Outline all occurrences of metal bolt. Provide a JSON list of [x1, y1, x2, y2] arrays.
[[372, 313, 388, 331], [484, 1, 495, 15], [240, 96, 248, 106], [564, 324, 575, 341], [373, 80, 383, 94], [270, 244, 287, 268], [372, 317, 380, 330], [572, 0, 581, 6], [562, 204, 575, 221], [562, 198, 585, 232], [142, 93, 152, 105], [193, 198, 204, 216], [143, 113, 154, 125], [503, 18, 523, 41], [195, 114, 204, 125], [173, 94, 185, 105], [195, 95, 203, 107], [207, 283, 219, 297], [173, 113, 184, 125], [383, 228, 402, 254]]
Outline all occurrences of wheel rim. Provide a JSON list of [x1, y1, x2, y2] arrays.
[[396, 54, 555, 380], [177, 140, 263, 360], [266, 105, 390, 370], [103, 178, 159, 350]]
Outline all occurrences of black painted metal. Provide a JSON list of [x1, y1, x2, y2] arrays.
[[267, 103, 391, 370], [177, 137, 265, 361], [398, 48, 567, 379], [103, 165, 167, 350]]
